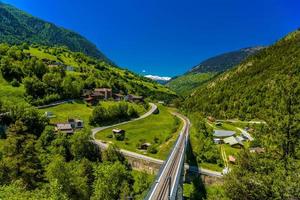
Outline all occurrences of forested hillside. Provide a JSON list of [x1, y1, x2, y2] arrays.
[[190, 47, 263, 74], [167, 47, 262, 96], [0, 2, 109, 61], [183, 30, 300, 121], [183, 30, 300, 200], [0, 43, 175, 105], [166, 72, 217, 96]]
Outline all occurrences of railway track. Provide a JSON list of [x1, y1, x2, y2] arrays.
[[147, 113, 190, 200]]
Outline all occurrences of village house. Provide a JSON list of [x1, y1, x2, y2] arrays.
[[207, 116, 216, 123], [82, 89, 93, 97], [65, 66, 75, 71], [140, 143, 151, 150], [215, 122, 223, 126], [44, 111, 55, 118], [55, 123, 74, 134], [228, 155, 236, 164], [113, 93, 124, 101], [112, 129, 125, 141], [82, 88, 144, 105], [213, 130, 236, 138], [249, 147, 265, 154], [223, 136, 243, 148], [82, 88, 112, 105], [94, 88, 112, 99], [125, 94, 144, 103], [213, 138, 222, 144], [68, 118, 84, 129]]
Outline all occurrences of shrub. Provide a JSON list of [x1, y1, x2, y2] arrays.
[[147, 145, 158, 154], [89, 102, 139, 126], [11, 79, 20, 87]]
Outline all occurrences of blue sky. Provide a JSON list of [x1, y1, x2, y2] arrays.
[[3, 0, 300, 77]]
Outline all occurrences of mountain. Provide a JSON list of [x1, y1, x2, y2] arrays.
[[0, 2, 110, 62], [144, 75, 171, 85], [167, 47, 263, 96], [189, 47, 264, 74], [183, 30, 300, 121], [166, 72, 217, 96], [0, 43, 175, 105]]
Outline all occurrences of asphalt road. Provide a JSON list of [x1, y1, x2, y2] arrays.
[[91, 104, 222, 178], [91, 102, 157, 139]]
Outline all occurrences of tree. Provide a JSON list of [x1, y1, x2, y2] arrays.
[[23, 76, 47, 98], [224, 151, 300, 200], [0, 180, 50, 200], [91, 162, 133, 200], [48, 132, 72, 161], [62, 76, 83, 98], [102, 144, 126, 165], [0, 58, 23, 81], [1, 121, 42, 188], [42, 73, 63, 94], [133, 171, 153, 198], [45, 155, 93, 200], [70, 129, 100, 162]]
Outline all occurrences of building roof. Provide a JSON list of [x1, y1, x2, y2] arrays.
[[249, 147, 265, 153], [127, 94, 143, 99], [113, 93, 124, 97], [224, 136, 243, 146], [94, 88, 112, 92], [112, 129, 124, 133], [84, 97, 94, 101], [213, 130, 236, 137], [91, 92, 105, 97], [56, 123, 72, 130], [68, 118, 83, 122], [228, 155, 236, 162], [236, 136, 245, 141]]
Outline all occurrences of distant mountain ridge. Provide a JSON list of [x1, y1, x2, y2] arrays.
[[0, 2, 110, 62], [183, 30, 300, 120], [190, 46, 264, 74], [167, 46, 263, 96]]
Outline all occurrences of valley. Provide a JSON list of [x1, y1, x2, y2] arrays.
[[0, 1, 299, 200]]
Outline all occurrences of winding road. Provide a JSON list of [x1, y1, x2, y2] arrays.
[[91, 102, 157, 140], [91, 103, 222, 179]]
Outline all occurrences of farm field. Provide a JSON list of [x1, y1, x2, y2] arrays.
[[95, 105, 183, 159]]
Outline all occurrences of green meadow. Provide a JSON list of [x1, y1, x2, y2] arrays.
[[39, 100, 147, 129], [95, 105, 183, 159]]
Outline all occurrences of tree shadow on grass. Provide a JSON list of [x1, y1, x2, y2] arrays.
[[185, 138, 207, 200]]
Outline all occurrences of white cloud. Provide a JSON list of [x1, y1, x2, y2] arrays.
[[145, 75, 171, 81]]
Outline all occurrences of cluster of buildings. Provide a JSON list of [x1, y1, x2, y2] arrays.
[[213, 128, 253, 148], [82, 88, 144, 105]]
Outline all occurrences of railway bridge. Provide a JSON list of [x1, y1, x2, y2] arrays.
[[145, 113, 190, 200]]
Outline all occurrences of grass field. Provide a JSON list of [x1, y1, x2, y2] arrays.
[[39, 100, 93, 126], [183, 182, 228, 200], [39, 100, 147, 129], [0, 74, 26, 104], [95, 105, 183, 159]]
